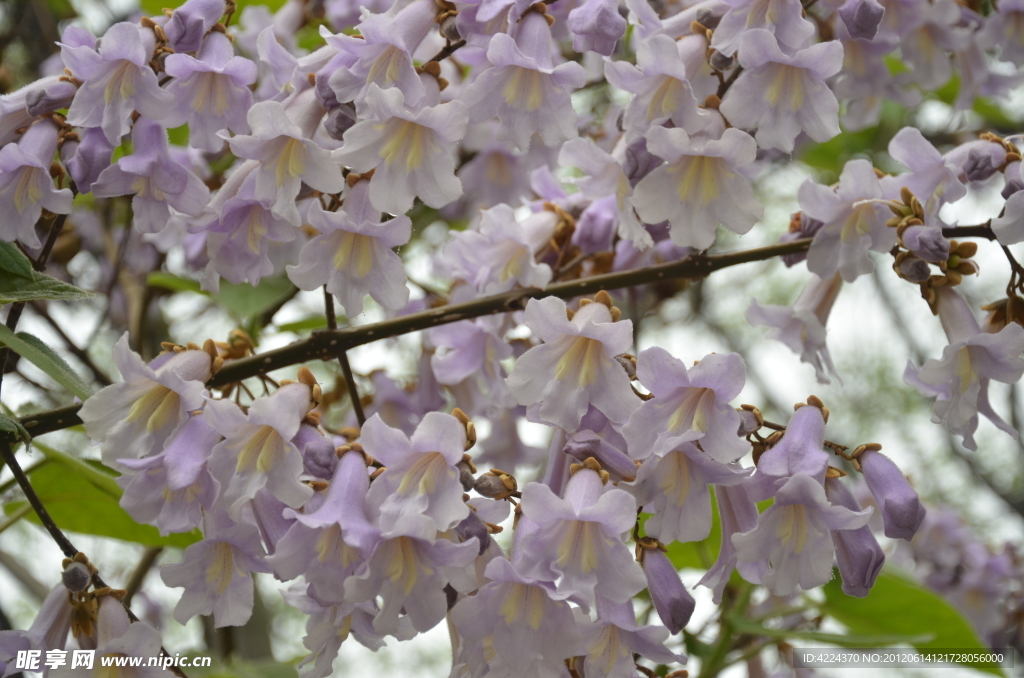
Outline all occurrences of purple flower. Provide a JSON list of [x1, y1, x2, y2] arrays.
[[62, 22, 174, 144], [801, 159, 896, 282], [336, 84, 468, 215], [901, 224, 950, 263], [62, 126, 115, 194], [981, 0, 1024, 64], [698, 484, 765, 602], [623, 348, 747, 463], [838, 0, 886, 40], [442, 203, 554, 293], [628, 444, 752, 543], [161, 511, 271, 627], [507, 297, 639, 431], [904, 287, 1024, 450], [80, 597, 165, 676], [719, 30, 843, 152], [745, 403, 830, 503], [633, 127, 763, 249], [268, 450, 378, 601], [226, 97, 344, 224], [515, 468, 648, 604], [205, 383, 317, 517], [449, 556, 583, 673], [92, 118, 210, 234], [79, 335, 214, 466], [710, 0, 815, 55], [164, 0, 226, 52], [579, 596, 686, 676], [0, 585, 72, 671], [559, 137, 653, 249], [325, 0, 437, 107], [163, 32, 258, 151], [994, 161, 1024, 244], [429, 315, 515, 416], [284, 585, 407, 678], [361, 412, 471, 535], [858, 448, 926, 541], [641, 546, 695, 633], [747, 273, 844, 385], [0, 120, 73, 247], [287, 180, 411, 317], [824, 477, 884, 598], [462, 11, 587, 150], [887, 126, 967, 206], [733, 473, 872, 596], [343, 516, 480, 634], [119, 413, 221, 535], [899, 0, 970, 89], [568, 0, 627, 55], [564, 429, 638, 482], [605, 34, 710, 141]]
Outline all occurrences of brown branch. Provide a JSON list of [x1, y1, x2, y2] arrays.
[[123, 547, 163, 607], [324, 287, 365, 427], [5, 237, 813, 442], [941, 223, 996, 240], [428, 39, 466, 63]]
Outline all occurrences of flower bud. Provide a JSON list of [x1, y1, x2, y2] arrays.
[[62, 561, 93, 592], [858, 449, 925, 541], [641, 547, 695, 633], [454, 510, 491, 556], [825, 477, 884, 597], [563, 430, 637, 481]]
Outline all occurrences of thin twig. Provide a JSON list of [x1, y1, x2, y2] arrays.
[[28, 301, 112, 386], [427, 39, 466, 63], [5, 238, 814, 442], [123, 547, 163, 607], [324, 287, 365, 426]]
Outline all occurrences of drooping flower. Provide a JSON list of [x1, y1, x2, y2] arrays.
[[904, 286, 1024, 450], [567, 0, 627, 55], [343, 514, 479, 634], [79, 335, 215, 466], [161, 511, 271, 627], [515, 468, 648, 604], [449, 556, 583, 674], [733, 473, 872, 596], [507, 296, 639, 431], [825, 477, 885, 598], [335, 83, 468, 215], [429, 315, 515, 416], [361, 412, 471, 536], [698, 483, 765, 603], [633, 127, 763, 249], [719, 29, 843, 152], [91, 118, 210, 234], [559, 137, 653, 249], [710, 0, 815, 56], [462, 10, 587, 150], [579, 596, 686, 677], [163, 32, 259, 152], [627, 443, 752, 543], [744, 403, 830, 503], [746, 274, 844, 385], [0, 120, 73, 247], [604, 34, 710, 140], [226, 97, 344, 223], [286, 179, 411, 317], [640, 546, 695, 633], [441, 203, 554, 293], [62, 22, 174, 144], [623, 348, 748, 463], [118, 412, 221, 535], [801, 159, 896, 282], [164, 0, 226, 52], [205, 380, 318, 517], [887, 126, 967, 206]]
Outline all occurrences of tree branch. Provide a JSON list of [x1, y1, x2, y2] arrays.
[[4, 237, 813, 442]]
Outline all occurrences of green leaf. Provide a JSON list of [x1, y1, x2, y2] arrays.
[[148, 271, 203, 294], [822, 569, 1003, 676], [32, 441, 122, 498], [217, 276, 297, 320], [729, 617, 930, 647], [276, 316, 329, 333], [0, 269, 93, 305], [3, 460, 200, 549], [0, 327, 93, 401], [0, 243, 34, 279], [147, 272, 296, 321]]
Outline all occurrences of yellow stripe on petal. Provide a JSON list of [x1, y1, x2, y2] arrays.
[[776, 505, 809, 555], [206, 543, 235, 595], [555, 337, 605, 387], [503, 67, 545, 112]]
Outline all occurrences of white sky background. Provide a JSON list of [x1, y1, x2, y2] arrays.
[[2, 3, 1024, 677]]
